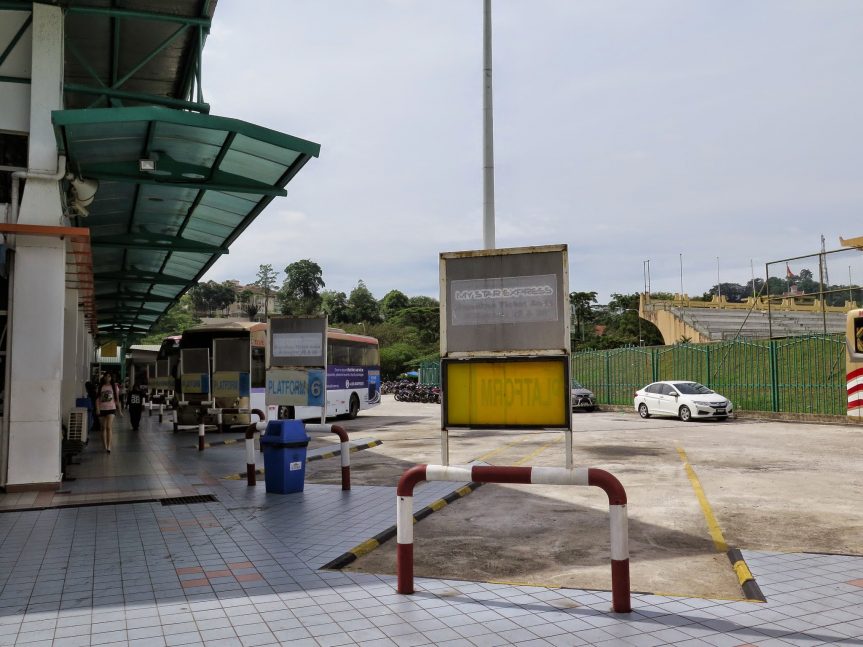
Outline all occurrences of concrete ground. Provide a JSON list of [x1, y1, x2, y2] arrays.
[[0, 396, 861, 646], [314, 397, 863, 601]]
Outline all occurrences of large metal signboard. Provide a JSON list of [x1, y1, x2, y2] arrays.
[[266, 316, 328, 417], [443, 356, 569, 428], [441, 245, 569, 356], [180, 348, 210, 395], [439, 244, 572, 465], [150, 358, 174, 390], [213, 338, 251, 400]]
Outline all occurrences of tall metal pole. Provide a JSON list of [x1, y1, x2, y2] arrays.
[[716, 257, 721, 300], [679, 253, 683, 296], [482, 0, 496, 249], [751, 259, 756, 298]]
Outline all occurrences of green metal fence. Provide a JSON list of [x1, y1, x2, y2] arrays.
[[571, 334, 847, 415], [418, 360, 440, 386]]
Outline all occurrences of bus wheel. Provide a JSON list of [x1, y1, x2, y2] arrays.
[[347, 394, 360, 419]]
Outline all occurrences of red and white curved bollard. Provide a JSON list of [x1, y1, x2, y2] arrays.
[[245, 409, 267, 486], [396, 464, 631, 614], [306, 423, 351, 490]]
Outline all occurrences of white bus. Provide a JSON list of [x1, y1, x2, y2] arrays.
[[277, 329, 381, 420]]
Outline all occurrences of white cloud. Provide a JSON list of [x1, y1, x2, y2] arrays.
[[200, 0, 863, 303]]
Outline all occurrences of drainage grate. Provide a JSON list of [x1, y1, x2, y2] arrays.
[[160, 494, 218, 506]]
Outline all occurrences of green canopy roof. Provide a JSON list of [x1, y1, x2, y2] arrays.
[[52, 105, 320, 339]]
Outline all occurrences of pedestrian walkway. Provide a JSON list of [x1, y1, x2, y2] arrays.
[[1, 413, 862, 645]]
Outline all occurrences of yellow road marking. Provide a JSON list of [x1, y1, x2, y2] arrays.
[[473, 436, 532, 463], [676, 447, 728, 552], [430, 499, 448, 511], [514, 438, 560, 466]]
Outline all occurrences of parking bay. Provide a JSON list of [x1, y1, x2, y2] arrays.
[[303, 398, 863, 600]]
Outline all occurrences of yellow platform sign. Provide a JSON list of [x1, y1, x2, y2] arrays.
[[443, 357, 569, 428]]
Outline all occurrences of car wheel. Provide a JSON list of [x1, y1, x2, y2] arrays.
[[638, 403, 650, 419], [679, 405, 692, 422]]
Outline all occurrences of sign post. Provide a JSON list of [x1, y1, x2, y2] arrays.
[[439, 245, 572, 466]]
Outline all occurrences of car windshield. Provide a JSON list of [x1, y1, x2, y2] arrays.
[[571, 380, 585, 389], [673, 382, 713, 395]]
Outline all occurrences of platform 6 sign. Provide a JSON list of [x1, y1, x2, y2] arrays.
[[443, 356, 569, 428], [266, 369, 325, 407]]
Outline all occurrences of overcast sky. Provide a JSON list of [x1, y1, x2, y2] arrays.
[[200, 0, 863, 304]]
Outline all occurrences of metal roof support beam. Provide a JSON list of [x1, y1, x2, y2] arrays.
[[65, 82, 210, 113], [98, 306, 164, 316], [0, 13, 31, 67], [66, 40, 107, 89], [96, 292, 175, 303], [115, 24, 189, 92], [95, 272, 189, 285], [66, 6, 212, 29], [92, 234, 228, 255]]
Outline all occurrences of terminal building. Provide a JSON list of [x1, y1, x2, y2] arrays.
[[0, 1, 319, 491]]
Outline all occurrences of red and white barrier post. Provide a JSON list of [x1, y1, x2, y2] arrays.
[[306, 423, 351, 490], [245, 409, 267, 486], [396, 464, 631, 614]]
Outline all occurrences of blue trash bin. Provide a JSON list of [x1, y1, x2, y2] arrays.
[[260, 420, 310, 494]]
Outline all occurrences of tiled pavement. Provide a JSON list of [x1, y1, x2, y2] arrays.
[[1, 415, 862, 645]]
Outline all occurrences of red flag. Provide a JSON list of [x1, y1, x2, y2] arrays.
[[786, 264, 793, 279]]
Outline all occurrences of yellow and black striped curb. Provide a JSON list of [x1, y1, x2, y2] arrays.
[[311, 439, 382, 462], [321, 481, 484, 570], [727, 547, 766, 602], [191, 438, 243, 449], [221, 439, 383, 480]]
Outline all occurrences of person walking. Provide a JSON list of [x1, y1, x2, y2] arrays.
[[127, 383, 145, 432], [95, 373, 121, 453]]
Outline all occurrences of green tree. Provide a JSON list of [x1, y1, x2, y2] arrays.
[[379, 341, 417, 379], [346, 280, 381, 323], [320, 290, 349, 323], [141, 295, 200, 343], [278, 259, 325, 315], [380, 289, 410, 319], [255, 264, 279, 320], [187, 280, 236, 315], [570, 291, 598, 342]]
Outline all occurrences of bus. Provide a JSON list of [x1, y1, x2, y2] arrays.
[[177, 322, 267, 430], [276, 329, 381, 421]]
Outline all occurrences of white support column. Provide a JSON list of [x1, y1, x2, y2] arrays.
[[4, 4, 66, 491], [61, 288, 80, 416]]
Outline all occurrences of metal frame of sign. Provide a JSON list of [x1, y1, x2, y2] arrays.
[[438, 244, 573, 467]]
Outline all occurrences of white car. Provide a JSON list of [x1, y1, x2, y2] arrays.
[[634, 381, 732, 421]]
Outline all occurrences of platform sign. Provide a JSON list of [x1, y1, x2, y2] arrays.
[[439, 245, 571, 465], [268, 316, 327, 368], [441, 245, 570, 356], [180, 348, 210, 396], [212, 371, 250, 398], [181, 373, 209, 394], [150, 377, 174, 390], [265, 368, 325, 407], [443, 356, 570, 428]]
